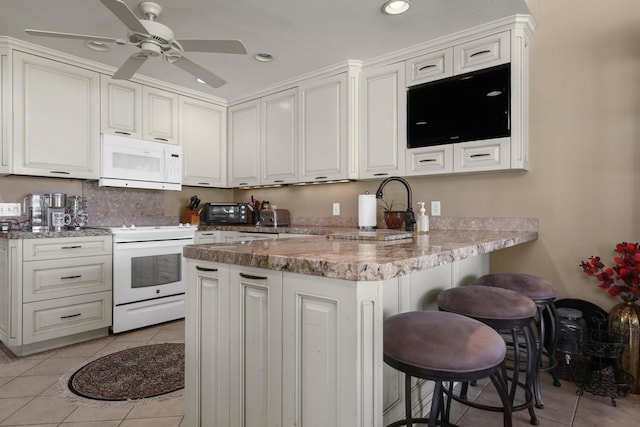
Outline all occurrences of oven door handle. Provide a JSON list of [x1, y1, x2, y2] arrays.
[[113, 239, 192, 250]]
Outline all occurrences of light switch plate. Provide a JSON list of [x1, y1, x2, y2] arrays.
[[431, 201, 441, 216], [0, 203, 21, 216], [332, 202, 340, 216]]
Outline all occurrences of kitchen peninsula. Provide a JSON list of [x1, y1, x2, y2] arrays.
[[183, 217, 537, 427]]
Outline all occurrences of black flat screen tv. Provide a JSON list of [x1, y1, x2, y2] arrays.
[[407, 63, 510, 148]]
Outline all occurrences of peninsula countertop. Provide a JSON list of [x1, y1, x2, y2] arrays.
[[184, 227, 538, 281]]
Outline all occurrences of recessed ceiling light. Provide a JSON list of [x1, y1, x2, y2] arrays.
[[254, 52, 274, 62], [85, 40, 110, 52], [381, 0, 411, 15], [195, 78, 206, 84]]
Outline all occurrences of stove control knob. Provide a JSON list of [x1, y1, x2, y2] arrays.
[[120, 224, 128, 230], [178, 223, 184, 228], [130, 224, 136, 229]]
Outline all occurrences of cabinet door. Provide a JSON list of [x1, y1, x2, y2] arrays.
[[229, 266, 283, 427], [100, 76, 142, 138], [142, 86, 179, 144], [185, 261, 230, 427], [405, 48, 453, 86], [228, 100, 261, 187], [0, 48, 11, 174], [454, 31, 510, 75], [405, 145, 453, 176], [261, 88, 298, 185], [453, 137, 510, 172], [194, 231, 222, 244], [359, 63, 406, 179], [299, 73, 348, 182], [12, 51, 100, 179], [180, 96, 227, 187], [282, 272, 358, 427]]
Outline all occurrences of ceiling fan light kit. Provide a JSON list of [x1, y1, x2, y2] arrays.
[[24, 0, 247, 88]]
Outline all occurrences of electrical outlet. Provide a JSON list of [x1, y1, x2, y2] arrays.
[[0, 203, 21, 216], [332, 202, 340, 216], [431, 201, 441, 216]]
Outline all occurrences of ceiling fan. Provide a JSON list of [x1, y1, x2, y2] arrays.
[[25, 0, 247, 88]]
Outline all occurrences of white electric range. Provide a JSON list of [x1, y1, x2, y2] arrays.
[[110, 224, 196, 333]]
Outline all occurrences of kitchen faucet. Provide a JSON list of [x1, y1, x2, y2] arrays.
[[375, 176, 416, 232]]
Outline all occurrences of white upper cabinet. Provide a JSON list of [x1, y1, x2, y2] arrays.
[[12, 51, 100, 179], [298, 73, 350, 183], [142, 85, 179, 144], [180, 96, 227, 187], [100, 76, 143, 138], [0, 48, 10, 175], [453, 31, 510, 74], [359, 62, 406, 179], [405, 48, 453, 87], [228, 99, 261, 187], [261, 88, 298, 185]]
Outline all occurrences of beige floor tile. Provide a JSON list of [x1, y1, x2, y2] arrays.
[[120, 416, 182, 427], [0, 396, 77, 425], [20, 357, 87, 377], [64, 402, 135, 422], [51, 340, 112, 359], [126, 396, 184, 419], [0, 359, 41, 378], [0, 376, 59, 398], [38, 382, 62, 397], [0, 379, 11, 389], [110, 326, 162, 343], [573, 391, 640, 427], [148, 328, 185, 343], [0, 397, 32, 424], [60, 422, 120, 427]]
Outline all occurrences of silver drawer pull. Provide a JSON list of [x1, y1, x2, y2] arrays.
[[50, 170, 70, 175], [314, 176, 328, 180], [239, 273, 267, 280], [274, 180, 285, 183], [201, 233, 214, 236], [154, 137, 169, 142], [196, 266, 218, 272], [60, 275, 82, 280], [470, 153, 491, 158], [373, 173, 389, 176], [60, 313, 81, 320], [198, 182, 210, 185], [418, 64, 437, 71], [61, 245, 82, 249], [419, 159, 436, 163], [115, 131, 131, 136], [239, 182, 248, 186], [470, 49, 492, 58]]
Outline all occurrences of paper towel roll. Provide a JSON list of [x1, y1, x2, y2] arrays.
[[358, 194, 377, 228]]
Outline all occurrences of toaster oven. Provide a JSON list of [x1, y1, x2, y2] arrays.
[[201, 203, 251, 225]]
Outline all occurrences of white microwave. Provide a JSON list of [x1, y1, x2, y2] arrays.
[[99, 134, 182, 191]]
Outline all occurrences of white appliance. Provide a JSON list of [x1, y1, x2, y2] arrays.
[[111, 224, 196, 333], [100, 134, 183, 191]]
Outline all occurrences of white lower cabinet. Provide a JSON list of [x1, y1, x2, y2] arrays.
[[0, 236, 112, 356], [230, 266, 283, 427], [194, 230, 222, 244], [186, 254, 488, 426]]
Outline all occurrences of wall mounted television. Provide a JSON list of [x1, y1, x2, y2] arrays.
[[407, 63, 511, 148]]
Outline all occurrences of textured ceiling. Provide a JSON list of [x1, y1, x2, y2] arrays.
[[0, 0, 529, 101]]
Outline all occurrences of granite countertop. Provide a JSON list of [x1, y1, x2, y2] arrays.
[[0, 228, 113, 239], [184, 228, 538, 281]]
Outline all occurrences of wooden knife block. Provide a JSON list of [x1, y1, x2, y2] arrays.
[[181, 208, 200, 226]]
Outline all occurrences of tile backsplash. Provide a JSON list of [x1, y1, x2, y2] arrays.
[[83, 181, 178, 227]]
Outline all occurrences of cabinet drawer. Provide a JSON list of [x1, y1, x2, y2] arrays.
[[405, 48, 453, 86], [23, 236, 112, 261], [23, 255, 112, 303], [406, 145, 453, 175], [22, 291, 112, 344], [454, 31, 510, 74], [453, 138, 510, 172]]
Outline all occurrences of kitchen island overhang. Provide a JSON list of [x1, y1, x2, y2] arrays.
[[183, 220, 538, 427]]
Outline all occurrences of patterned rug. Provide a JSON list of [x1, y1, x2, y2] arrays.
[[68, 343, 184, 401]]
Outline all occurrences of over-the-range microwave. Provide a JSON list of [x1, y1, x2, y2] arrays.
[[99, 134, 183, 191]]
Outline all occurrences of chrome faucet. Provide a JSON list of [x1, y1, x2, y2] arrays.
[[375, 176, 416, 232]]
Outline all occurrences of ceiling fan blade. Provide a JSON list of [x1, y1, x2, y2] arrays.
[[99, 0, 150, 36], [112, 54, 148, 80], [172, 56, 226, 88], [176, 39, 247, 54], [25, 29, 122, 44]]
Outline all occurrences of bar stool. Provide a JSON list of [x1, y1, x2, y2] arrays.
[[438, 286, 539, 425], [384, 310, 512, 427], [475, 273, 561, 409]]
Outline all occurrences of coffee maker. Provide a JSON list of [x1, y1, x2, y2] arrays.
[[23, 194, 49, 232]]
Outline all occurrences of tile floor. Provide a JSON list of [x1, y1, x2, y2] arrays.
[[1, 319, 638, 426]]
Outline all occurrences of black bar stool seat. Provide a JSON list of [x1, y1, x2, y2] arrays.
[[438, 285, 539, 425], [384, 310, 512, 427], [475, 273, 561, 408]]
